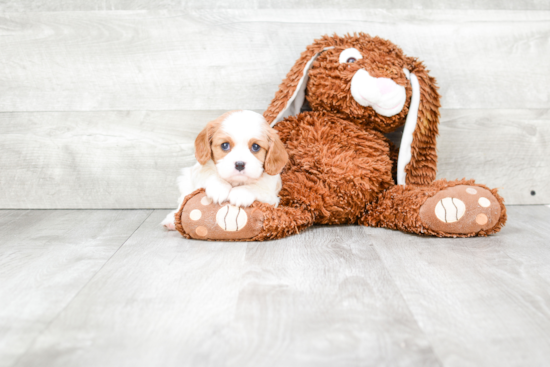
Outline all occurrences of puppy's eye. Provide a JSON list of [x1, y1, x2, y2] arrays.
[[339, 48, 363, 64], [221, 142, 230, 151], [251, 143, 260, 152]]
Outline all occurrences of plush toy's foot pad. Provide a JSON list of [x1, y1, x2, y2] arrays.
[[419, 185, 501, 235], [177, 191, 264, 240]]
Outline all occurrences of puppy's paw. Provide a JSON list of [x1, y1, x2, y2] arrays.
[[161, 212, 176, 231], [205, 180, 232, 205], [228, 186, 256, 208]]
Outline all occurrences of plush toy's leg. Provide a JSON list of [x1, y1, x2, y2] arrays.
[[174, 189, 314, 241], [360, 179, 507, 237]]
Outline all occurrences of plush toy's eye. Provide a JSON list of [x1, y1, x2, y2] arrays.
[[339, 48, 363, 64], [221, 142, 230, 151], [251, 143, 260, 152]]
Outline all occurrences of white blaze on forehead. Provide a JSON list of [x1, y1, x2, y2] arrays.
[[220, 110, 267, 143], [214, 110, 267, 183]]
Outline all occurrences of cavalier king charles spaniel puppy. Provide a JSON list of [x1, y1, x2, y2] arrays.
[[162, 110, 288, 230]]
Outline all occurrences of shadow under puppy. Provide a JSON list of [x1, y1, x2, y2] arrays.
[[162, 110, 288, 230]]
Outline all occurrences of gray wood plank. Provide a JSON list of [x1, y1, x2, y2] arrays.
[[367, 206, 550, 367], [0, 109, 546, 209], [0, 209, 151, 367], [436, 109, 550, 205], [0, 10, 548, 111], [0, 110, 204, 209], [13, 211, 440, 367], [0, 0, 547, 11]]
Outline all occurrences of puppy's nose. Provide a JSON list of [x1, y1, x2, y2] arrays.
[[235, 161, 245, 171]]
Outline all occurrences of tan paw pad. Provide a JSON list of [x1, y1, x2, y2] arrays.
[[200, 196, 213, 206], [189, 209, 202, 221], [476, 213, 488, 225], [179, 192, 264, 240], [420, 185, 501, 235], [434, 197, 465, 223], [195, 226, 208, 237], [478, 197, 491, 207], [216, 205, 248, 231]]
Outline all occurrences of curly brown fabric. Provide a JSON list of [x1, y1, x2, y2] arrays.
[[250, 203, 314, 241], [276, 112, 394, 225], [264, 33, 440, 185], [361, 179, 507, 237], [175, 33, 506, 241], [175, 189, 314, 241], [175, 188, 203, 239]]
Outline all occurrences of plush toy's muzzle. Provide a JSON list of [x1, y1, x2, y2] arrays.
[[350, 68, 408, 117]]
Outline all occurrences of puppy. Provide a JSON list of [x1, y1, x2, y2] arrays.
[[162, 110, 288, 230]]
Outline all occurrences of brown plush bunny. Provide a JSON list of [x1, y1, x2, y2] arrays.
[[175, 33, 507, 240]]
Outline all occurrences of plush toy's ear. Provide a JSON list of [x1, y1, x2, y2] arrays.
[[396, 61, 441, 186], [195, 110, 238, 165], [264, 126, 289, 175], [264, 40, 334, 126]]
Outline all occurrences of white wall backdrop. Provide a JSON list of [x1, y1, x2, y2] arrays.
[[0, 1, 548, 208]]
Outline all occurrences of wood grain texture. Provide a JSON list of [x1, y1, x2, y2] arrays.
[[436, 109, 550, 205], [0, 0, 547, 11], [0, 209, 151, 367], [368, 205, 550, 367], [0, 110, 205, 209], [0, 10, 548, 111], [4, 206, 550, 366], [0, 109, 547, 209], [13, 211, 440, 367]]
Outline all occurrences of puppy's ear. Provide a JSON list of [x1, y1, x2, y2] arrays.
[[194, 124, 211, 165], [195, 111, 238, 165], [264, 127, 289, 175], [263, 35, 335, 127]]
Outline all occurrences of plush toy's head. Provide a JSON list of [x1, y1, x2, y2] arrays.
[[264, 33, 441, 186]]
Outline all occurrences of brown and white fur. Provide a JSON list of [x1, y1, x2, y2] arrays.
[[162, 110, 288, 230]]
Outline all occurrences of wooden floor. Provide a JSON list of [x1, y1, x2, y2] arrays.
[[0, 206, 548, 366]]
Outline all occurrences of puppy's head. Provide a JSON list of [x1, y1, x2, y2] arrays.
[[195, 110, 288, 185]]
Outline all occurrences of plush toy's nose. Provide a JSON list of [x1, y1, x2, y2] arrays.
[[376, 78, 397, 95], [235, 161, 245, 171], [350, 69, 407, 117]]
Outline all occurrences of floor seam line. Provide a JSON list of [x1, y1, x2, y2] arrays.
[[9, 209, 154, 367], [0, 210, 31, 229], [366, 228, 445, 367]]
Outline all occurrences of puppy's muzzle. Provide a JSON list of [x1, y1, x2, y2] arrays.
[[235, 161, 245, 172]]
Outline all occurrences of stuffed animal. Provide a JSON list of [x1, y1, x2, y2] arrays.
[[174, 33, 507, 241]]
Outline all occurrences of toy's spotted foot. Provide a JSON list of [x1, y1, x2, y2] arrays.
[[361, 179, 507, 237], [176, 190, 264, 240], [419, 185, 501, 234], [174, 189, 315, 241]]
